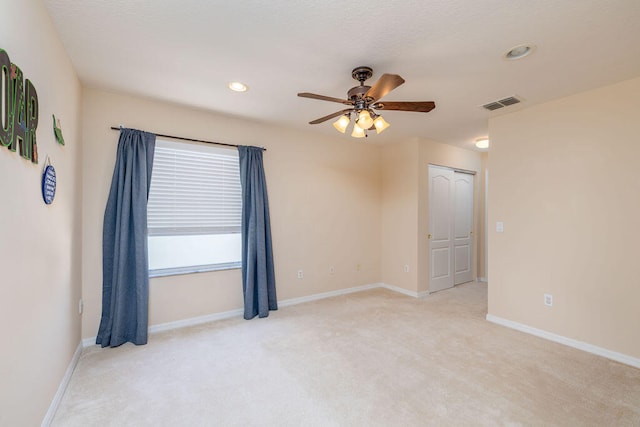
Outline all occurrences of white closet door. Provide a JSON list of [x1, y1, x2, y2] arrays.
[[454, 172, 474, 285], [428, 166, 455, 292]]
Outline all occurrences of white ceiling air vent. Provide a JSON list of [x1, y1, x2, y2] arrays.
[[482, 95, 523, 111]]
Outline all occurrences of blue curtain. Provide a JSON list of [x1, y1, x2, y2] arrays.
[[97, 128, 156, 347], [238, 146, 277, 319]]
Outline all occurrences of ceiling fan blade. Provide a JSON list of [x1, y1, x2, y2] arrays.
[[373, 101, 436, 113], [365, 74, 405, 102], [298, 92, 353, 105], [309, 109, 353, 125]]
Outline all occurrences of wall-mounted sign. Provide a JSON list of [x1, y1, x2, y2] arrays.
[[0, 48, 39, 163], [53, 114, 65, 145], [42, 158, 56, 205]]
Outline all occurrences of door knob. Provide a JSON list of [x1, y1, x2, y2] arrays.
[[428, 234, 432, 239]]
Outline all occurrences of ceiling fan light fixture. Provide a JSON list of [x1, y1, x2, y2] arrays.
[[333, 114, 350, 133], [373, 115, 390, 134], [351, 123, 366, 138], [357, 110, 374, 129]]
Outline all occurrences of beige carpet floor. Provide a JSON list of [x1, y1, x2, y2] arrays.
[[52, 282, 640, 426]]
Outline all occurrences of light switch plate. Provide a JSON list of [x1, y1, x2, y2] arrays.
[[496, 221, 504, 232]]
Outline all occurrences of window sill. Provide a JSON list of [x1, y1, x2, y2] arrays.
[[149, 262, 242, 278]]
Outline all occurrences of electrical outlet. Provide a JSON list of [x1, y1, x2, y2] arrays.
[[544, 293, 553, 307], [297, 270, 303, 279], [329, 266, 335, 274], [403, 265, 410, 273]]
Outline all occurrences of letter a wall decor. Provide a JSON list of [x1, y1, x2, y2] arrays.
[[0, 48, 39, 163]]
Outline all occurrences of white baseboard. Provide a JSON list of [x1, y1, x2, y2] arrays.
[[278, 283, 381, 307], [41, 343, 82, 427], [379, 283, 428, 298], [486, 314, 640, 369], [149, 308, 245, 334]]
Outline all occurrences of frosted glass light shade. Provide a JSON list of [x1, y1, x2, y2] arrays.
[[357, 110, 374, 129], [475, 138, 489, 149], [351, 123, 366, 138], [373, 116, 390, 134], [333, 115, 350, 133]]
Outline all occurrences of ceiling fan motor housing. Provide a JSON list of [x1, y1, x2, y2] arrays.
[[348, 85, 372, 109], [350, 66, 375, 109]]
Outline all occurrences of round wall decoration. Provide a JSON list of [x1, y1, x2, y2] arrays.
[[42, 161, 57, 205]]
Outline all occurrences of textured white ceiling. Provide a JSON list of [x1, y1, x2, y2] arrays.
[[43, 0, 640, 149]]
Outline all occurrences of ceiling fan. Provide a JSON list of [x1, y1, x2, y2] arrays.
[[298, 66, 435, 138]]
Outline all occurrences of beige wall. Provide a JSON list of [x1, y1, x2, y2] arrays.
[[381, 140, 419, 291], [81, 88, 382, 340], [381, 138, 484, 294], [0, 1, 83, 425], [488, 76, 640, 359], [477, 152, 488, 281]]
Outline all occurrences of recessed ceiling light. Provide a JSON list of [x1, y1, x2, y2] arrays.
[[503, 44, 536, 60], [475, 138, 489, 149], [228, 81, 248, 92]]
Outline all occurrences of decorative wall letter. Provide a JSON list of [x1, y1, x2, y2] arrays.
[[0, 49, 12, 147], [0, 48, 39, 163]]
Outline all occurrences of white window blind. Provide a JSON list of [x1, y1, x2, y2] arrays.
[[147, 139, 242, 236]]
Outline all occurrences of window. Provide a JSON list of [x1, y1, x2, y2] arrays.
[[147, 139, 242, 276]]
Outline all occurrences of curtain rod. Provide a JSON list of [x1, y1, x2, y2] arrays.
[[109, 127, 266, 151]]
